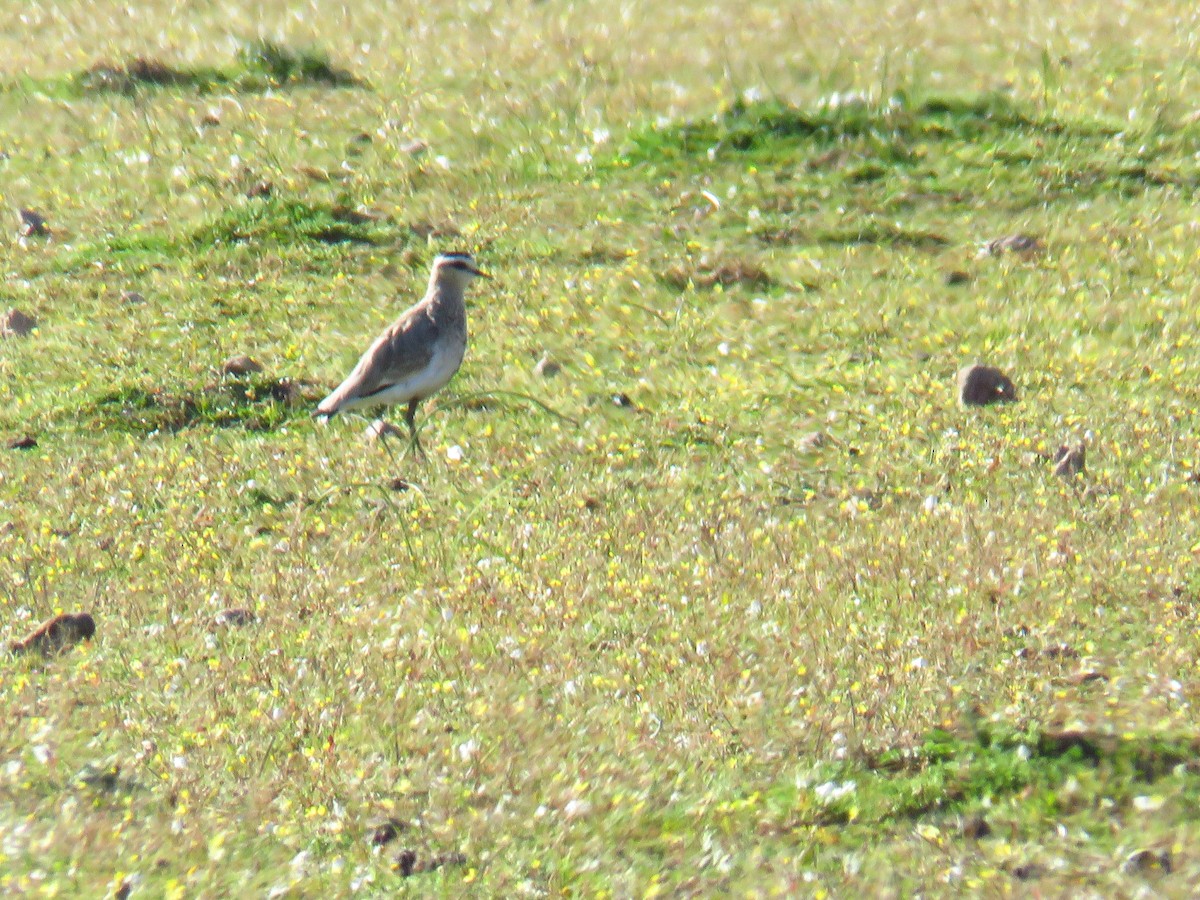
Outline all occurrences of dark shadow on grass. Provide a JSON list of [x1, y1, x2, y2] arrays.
[[21, 41, 363, 98], [617, 93, 1092, 165], [50, 198, 398, 273], [87, 376, 325, 435], [757, 219, 950, 250], [800, 723, 1200, 828], [193, 199, 393, 248], [659, 259, 775, 291]]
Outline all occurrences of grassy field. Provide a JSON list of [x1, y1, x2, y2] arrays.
[[3, 0, 1200, 895]]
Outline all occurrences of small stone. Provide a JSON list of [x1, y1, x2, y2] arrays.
[[611, 392, 636, 409], [331, 205, 381, 225], [10, 612, 96, 655], [957, 365, 1017, 407], [1053, 443, 1086, 478], [944, 270, 971, 286], [426, 852, 467, 873], [74, 762, 125, 793], [120, 290, 146, 304], [399, 139, 429, 156], [222, 354, 263, 377], [796, 431, 827, 453], [1, 308, 37, 337], [246, 179, 273, 199], [295, 164, 331, 182], [1122, 848, 1172, 874], [7, 434, 37, 450], [213, 608, 255, 628], [394, 848, 467, 877], [980, 234, 1044, 258], [199, 111, 221, 127], [17, 208, 49, 237], [533, 353, 562, 378], [395, 849, 418, 877], [1067, 669, 1108, 685], [1010, 862, 1043, 881], [368, 819, 404, 847], [961, 814, 991, 839]]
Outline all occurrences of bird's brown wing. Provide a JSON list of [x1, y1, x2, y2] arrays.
[[318, 307, 438, 414]]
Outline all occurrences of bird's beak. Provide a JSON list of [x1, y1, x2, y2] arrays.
[[474, 267, 491, 280]]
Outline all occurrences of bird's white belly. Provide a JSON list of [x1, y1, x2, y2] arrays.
[[359, 341, 465, 410]]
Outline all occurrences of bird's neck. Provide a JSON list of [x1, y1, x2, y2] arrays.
[[426, 279, 465, 308]]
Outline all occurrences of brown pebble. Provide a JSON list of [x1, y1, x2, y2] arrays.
[[7, 434, 37, 450], [962, 814, 991, 839], [533, 353, 562, 378], [120, 290, 146, 305], [796, 431, 827, 453], [957, 365, 1017, 407], [213, 608, 255, 627], [980, 234, 1043, 258], [395, 849, 467, 877], [1053, 443, 1086, 478], [944, 270, 971, 286], [11, 612, 96, 655], [1123, 848, 1172, 874], [246, 180, 273, 199], [17, 208, 49, 237], [611, 392, 636, 409], [1, 308, 37, 337], [222, 355, 263, 377], [368, 819, 405, 847], [395, 849, 418, 877], [1011, 862, 1043, 881], [199, 111, 221, 127]]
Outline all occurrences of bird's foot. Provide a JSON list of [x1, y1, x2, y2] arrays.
[[365, 419, 405, 444]]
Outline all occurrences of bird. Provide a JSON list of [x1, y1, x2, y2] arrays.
[[315, 252, 488, 455]]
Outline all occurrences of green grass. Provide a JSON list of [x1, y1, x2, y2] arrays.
[[3, 1, 1200, 895]]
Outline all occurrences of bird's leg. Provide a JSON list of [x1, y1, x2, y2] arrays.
[[369, 418, 400, 464], [404, 399, 425, 460]]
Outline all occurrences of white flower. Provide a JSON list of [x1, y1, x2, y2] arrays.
[[814, 780, 856, 803], [563, 798, 592, 820], [446, 445, 464, 462], [457, 739, 479, 762]]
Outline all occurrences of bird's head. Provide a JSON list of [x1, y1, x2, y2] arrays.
[[431, 252, 489, 291]]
